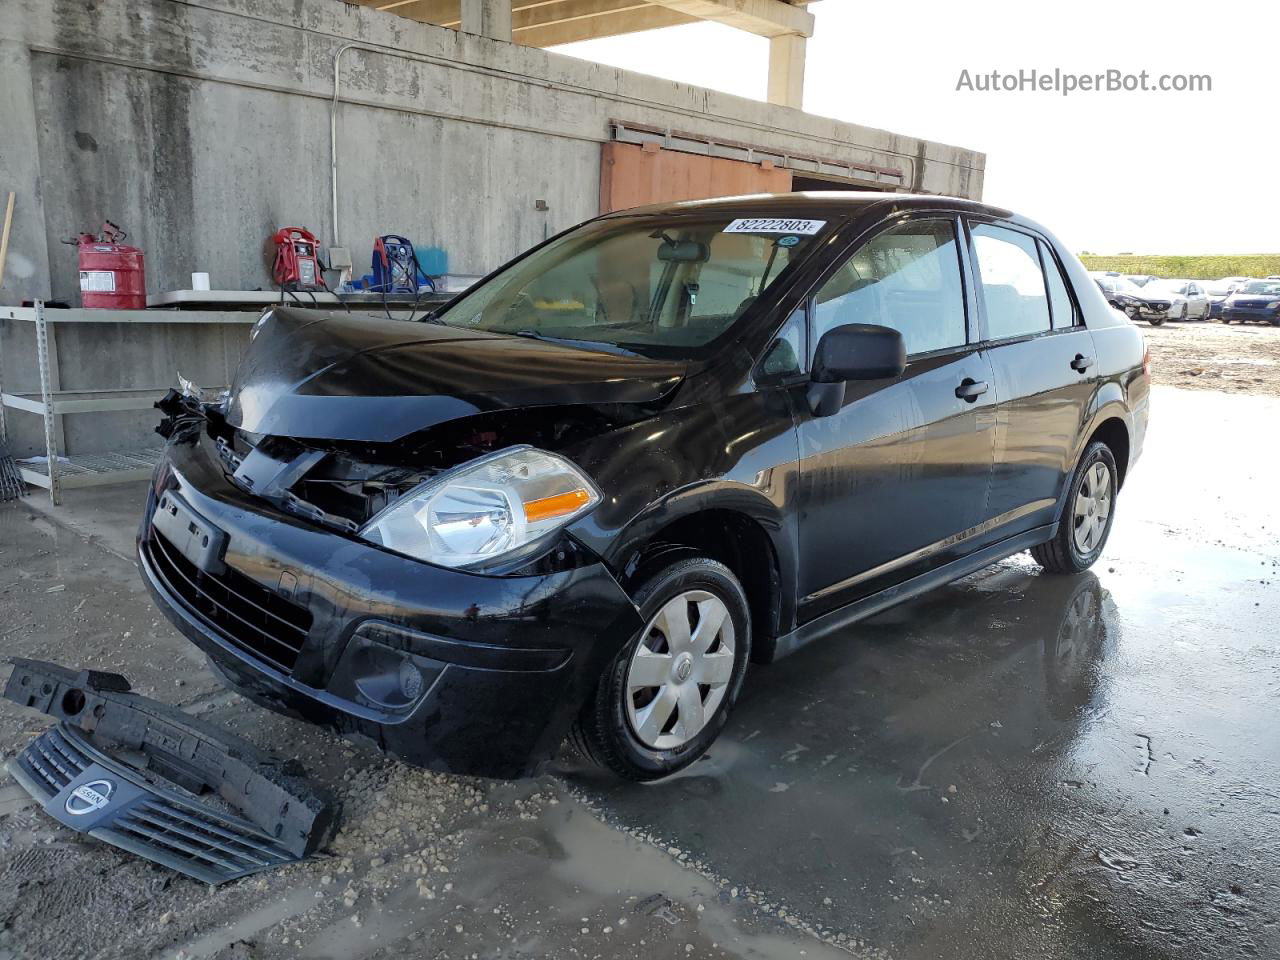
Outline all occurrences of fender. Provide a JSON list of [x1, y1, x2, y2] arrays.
[[1047, 381, 1134, 526], [606, 478, 798, 657], [1077, 380, 1135, 476]]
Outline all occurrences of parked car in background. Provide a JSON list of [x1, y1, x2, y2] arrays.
[[1145, 279, 1211, 321], [1206, 277, 1251, 319], [1090, 272, 1166, 325], [140, 193, 1150, 780], [1222, 279, 1280, 325]]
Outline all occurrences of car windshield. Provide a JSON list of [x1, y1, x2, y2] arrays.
[[1241, 281, 1280, 295], [1150, 280, 1188, 295], [433, 213, 832, 359], [1104, 276, 1143, 295], [1207, 282, 1238, 295]]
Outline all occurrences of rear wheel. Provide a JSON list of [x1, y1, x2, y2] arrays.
[[1031, 442, 1118, 575], [571, 557, 751, 781]]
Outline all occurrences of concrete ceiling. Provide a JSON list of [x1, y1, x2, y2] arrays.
[[356, 0, 816, 48]]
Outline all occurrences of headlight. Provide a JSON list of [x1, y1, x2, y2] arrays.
[[360, 446, 601, 569], [1270, 301, 1280, 310]]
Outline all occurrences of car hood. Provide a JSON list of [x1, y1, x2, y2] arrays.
[[224, 308, 687, 442]]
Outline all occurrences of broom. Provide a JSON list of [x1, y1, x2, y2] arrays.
[[0, 192, 23, 501]]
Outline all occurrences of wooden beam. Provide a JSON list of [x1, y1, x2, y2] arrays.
[[644, 0, 813, 38], [519, 8, 694, 44], [363, 0, 811, 43]]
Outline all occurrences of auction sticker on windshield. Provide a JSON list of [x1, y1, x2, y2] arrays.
[[724, 218, 826, 235]]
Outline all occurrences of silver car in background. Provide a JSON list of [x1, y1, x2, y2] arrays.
[[1144, 279, 1211, 321]]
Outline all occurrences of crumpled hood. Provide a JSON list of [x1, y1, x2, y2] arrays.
[[225, 308, 686, 442]]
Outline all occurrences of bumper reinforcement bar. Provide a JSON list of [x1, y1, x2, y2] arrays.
[[3, 658, 339, 884]]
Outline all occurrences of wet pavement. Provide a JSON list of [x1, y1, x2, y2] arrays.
[[567, 386, 1280, 959], [1, 385, 1278, 958]]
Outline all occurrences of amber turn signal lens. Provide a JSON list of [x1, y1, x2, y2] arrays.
[[523, 488, 592, 523]]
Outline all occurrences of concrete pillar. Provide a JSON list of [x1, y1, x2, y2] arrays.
[[0, 40, 52, 305], [461, 0, 513, 42], [767, 33, 806, 109]]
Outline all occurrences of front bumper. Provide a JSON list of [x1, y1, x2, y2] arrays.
[[138, 433, 642, 778], [1223, 306, 1280, 323], [1131, 302, 1170, 320]]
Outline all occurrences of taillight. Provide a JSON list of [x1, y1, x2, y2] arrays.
[[1142, 343, 1151, 377]]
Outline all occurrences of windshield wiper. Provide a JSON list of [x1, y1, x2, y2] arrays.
[[510, 330, 641, 357]]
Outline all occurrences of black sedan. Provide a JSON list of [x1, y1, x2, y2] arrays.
[[140, 194, 1150, 781], [1221, 279, 1280, 325]]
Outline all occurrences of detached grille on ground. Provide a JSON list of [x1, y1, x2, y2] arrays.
[[13, 723, 90, 793], [9, 725, 300, 884], [145, 530, 312, 674]]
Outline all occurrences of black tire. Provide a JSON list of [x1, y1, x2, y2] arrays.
[[571, 556, 751, 781], [1179, 303, 1188, 321], [1148, 316, 1164, 327], [1031, 441, 1118, 575]]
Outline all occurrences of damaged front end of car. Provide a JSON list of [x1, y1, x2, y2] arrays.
[[141, 308, 664, 778]]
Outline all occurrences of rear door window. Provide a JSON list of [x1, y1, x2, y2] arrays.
[[812, 219, 967, 357], [1038, 241, 1079, 329], [971, 224, 1051, 340]]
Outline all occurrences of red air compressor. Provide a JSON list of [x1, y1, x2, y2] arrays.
[[269, 226, 325, 291], [75, 222, 146, 309]]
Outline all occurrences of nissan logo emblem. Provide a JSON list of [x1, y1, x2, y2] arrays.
[[64, 779, 114, 816]]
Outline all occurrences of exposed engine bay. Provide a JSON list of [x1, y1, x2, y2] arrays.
[[157, 388, 620, 543]]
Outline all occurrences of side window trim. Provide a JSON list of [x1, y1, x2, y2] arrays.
[[753, 301, 811, 385], [1036, 238, 1083, 330]]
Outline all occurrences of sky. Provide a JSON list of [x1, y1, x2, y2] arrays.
[[553, 0, 1279, 255]]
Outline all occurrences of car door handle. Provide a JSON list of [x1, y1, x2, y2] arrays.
[[955, 378, 988, 401], [1071, 353, 1095, 373]]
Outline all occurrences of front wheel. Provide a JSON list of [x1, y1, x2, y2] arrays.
[[1031, 442, 1118, 575], [1149, 316, 1165, 326], [571, 556, 751, 781]]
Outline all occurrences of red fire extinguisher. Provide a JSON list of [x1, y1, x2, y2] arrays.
[[74, 221, 146, 309], [269, 226, 325, 292]]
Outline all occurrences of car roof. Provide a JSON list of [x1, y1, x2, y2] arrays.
[[601, 191, 1016, 223]]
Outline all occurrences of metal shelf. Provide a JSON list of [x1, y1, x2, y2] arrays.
[[1, 306, 258, 325], [18, 448, 163, 490], [0, 301, 253, 505], [2, 388, 200, 416]]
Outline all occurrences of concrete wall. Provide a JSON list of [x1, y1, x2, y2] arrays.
[[0, 0, 984, 458], [0, 0, 984, 302]]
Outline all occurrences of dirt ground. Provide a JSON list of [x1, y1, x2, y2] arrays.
[[1142, 318, 1280, 395]]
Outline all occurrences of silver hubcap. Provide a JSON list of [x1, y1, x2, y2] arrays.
[[1073, 461, 1112, 555], [625, 590, 735, 750]]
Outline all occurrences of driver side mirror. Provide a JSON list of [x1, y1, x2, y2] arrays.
[[808, 323, 906, 417]]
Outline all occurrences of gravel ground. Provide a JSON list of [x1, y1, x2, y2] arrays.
[[0, 506, 858, 960], [1142, 318, 1280, 395]]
